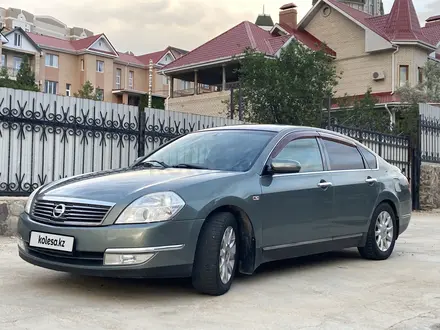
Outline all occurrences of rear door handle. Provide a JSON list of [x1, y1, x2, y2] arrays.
[[366, 177, 377, 184], [318, 181, 332, 188]]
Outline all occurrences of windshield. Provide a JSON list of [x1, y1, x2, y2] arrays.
[[141, 129, 276, 172]]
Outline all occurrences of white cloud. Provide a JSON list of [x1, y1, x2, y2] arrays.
[[4, 0, 439, 55]]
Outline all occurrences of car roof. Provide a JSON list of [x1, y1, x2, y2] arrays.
[[200, 124, 305, 133], [201, 124, 372, 149]]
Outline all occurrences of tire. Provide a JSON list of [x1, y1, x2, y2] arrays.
[[358, 203, 397, 260], [192, 212, 239, 296]]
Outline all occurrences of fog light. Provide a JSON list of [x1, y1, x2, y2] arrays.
[[103, 252, 154, 266], [17, 236, 25, 251]]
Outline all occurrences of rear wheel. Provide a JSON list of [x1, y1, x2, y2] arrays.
[[358, 203, 397, 260], [192, 212, 238, 296]]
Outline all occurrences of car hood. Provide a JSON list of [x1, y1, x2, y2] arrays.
[[38, 167, 232, 203]]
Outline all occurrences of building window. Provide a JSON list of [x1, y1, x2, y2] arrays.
[[13, 57, 23, 70], [96, 60, 104, 73], [45, 54, 59, 68], [1, 54, 5, 66], [96, 88, 104, 101], [162, 74, 168, 85], [44, 80, 57, 94], [129, 71, 134, 89], [115, 68, 121, 89], [14, 33, 22, 47], [80, 59, 84, 71], [399, 65, 409, 87], [418, 67, 424, 84], [66, 84, 71, 96]]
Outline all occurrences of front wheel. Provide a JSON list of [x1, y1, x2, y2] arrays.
[[192, 212, 238, 296], [358, 203, 397, 260]]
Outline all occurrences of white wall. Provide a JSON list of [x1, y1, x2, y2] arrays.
[[4, 30, 38, 53]]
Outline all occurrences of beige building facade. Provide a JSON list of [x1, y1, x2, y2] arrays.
[[0, 7, 93, 40], [299, 0, 439, 104], [1, 27, 189, 106]]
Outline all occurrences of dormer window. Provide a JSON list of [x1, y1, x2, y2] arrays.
[[14, 33, 22, 47]]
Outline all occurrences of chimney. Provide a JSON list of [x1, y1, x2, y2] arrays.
[[279, 3, 298, 31]]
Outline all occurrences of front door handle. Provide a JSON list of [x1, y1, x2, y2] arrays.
[[318, 181, 332, 189], [366, 177, 377, 184]]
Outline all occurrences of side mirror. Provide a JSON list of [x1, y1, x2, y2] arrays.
[[130, 156, 144, 167], [269, 160, 302, 174]]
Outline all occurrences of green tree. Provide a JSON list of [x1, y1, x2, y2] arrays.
[[334, 88, 391, 132], [16, 55, 39, 91], [238, 41, 340, 126], [73, 80, 102, 100], [0, 55, 39, 91]]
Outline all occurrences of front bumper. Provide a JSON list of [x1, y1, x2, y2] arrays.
[[17, 213, 205, 278]]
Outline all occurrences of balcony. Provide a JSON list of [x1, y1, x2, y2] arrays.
[[0, 66, 20, 80]]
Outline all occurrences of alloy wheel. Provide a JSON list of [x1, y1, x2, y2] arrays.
[[219, 226, 236, 284], [375, 211, 394, 252]]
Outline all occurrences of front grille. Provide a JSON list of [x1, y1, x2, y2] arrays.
[[31, 199, 112, 226], [27, 244, 104, 266]]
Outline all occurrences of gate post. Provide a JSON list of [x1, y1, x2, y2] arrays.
[[411, 114, 422, 210], [138, 107, 146, 157]]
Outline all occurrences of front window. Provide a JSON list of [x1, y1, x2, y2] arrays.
[[14, 33, 22, 47], [1, 54, 5, 66], [141, 130, 276, 172], [13, 57, 23, 70], [399, 65, 409, 87], [272, 138, 324, 173], [129, 70, 134, 89], [44, 80, 57, 94], [116, 68, 121, 88], [45, 54, 59, 68], [96, 60, 104, 72], [66, 83, 71, 96]]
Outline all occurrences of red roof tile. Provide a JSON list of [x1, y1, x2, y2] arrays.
[[116, 52, 145, 66], [384, 0, 431, 44], [137, 49, 168, 65], [436, 53, 440, 60], [28, 32, 77, 51], [163, 20, 334, 71], [422, 25, 440, 45], [278, 22, 336, 56], [71, 34, 102, 50], [327, 0, 435, 46], [332, 91, 401, 108]]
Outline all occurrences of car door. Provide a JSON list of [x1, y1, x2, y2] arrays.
[[260, 131, 335, 251], [318, 133, 378, 237]]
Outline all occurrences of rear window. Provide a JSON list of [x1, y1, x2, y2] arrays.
[[321, 138, 365, 171], [358, 146, 378, 169]]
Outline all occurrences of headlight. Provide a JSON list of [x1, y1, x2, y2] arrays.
[[25, 186, 43, 214], [115, 192, 185, 224]]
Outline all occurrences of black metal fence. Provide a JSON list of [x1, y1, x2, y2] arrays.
[[0, 89, 241, 196], [420, 114, 440, 164]]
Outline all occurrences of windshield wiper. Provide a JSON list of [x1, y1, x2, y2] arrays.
[[171, 163, 209, 170], [135, 160, 170, 168]]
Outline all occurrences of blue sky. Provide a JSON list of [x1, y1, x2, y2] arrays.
[[5, 0, 439, 54]]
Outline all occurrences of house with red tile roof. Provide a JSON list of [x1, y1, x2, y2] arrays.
[[298, 0, 440, 111], [163, 0, 440, 118], [1, 27, 189, 106], [161, 3, 336, 117]]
